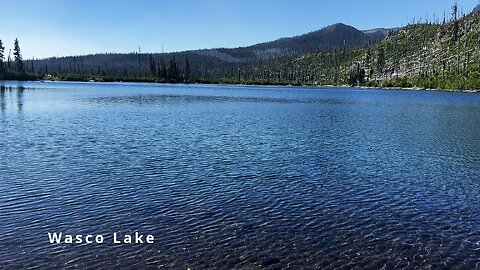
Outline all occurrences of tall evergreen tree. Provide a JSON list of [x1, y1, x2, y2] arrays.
[[451, 3, 460, 74], [160, 60, 167, 80], [185, 56, 191, 82], [149, 54, 156, 76], [0, 39, 5, 75], [168, 57, 178, 81], [13, 38, 24, 72], [376, 46, 385, 77], [365, 47, 372, 80]]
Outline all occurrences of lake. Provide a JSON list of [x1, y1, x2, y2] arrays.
[[0, 81, 479, 269]]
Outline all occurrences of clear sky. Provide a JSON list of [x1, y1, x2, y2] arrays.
[[1, 0, 479, 59]]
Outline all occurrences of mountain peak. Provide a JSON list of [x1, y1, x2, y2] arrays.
[[235, 22, 390, 61], [329, 22, 349, 27], [473, 4, 480, 13], [325, 23, 355, 31]]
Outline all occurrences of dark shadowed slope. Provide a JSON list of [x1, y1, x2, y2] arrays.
[[27, 23, 390, 78], [210, 23, 390, 61]]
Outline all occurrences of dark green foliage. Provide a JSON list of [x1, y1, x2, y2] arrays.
[[13, 38, 24, 73], [5, 6, 480, 91], [0, 39, 5, 77], [376, 46, 385, 74], [160, 61, 167, 80], [149, 54, 156, 76], [168, 57, 179, 81], [0, 38, 33, 80], [230, 11, 480, 91], [185, 56, 191, 82], [22, 22, 389, 84], [2, 71, 39, 80], [346, 64, 355, 86]]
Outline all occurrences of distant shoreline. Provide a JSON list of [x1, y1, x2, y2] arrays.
[[1, 79, 478, 93]]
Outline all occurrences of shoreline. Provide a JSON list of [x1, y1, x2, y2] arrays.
[[1, 78, 478, 93]]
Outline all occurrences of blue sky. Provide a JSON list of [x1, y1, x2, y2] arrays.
[[1, 0, 478, 59]]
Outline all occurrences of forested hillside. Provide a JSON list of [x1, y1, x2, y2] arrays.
[[1, 3, 478, 91], [16, 23, 387, 82], [239, 5, 480, 90]]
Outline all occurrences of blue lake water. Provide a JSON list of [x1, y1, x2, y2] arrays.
[[0, 81, 479, 269]]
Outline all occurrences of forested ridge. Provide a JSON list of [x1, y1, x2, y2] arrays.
[[1, 3, 479, 91], [0, 19, 389, 83], [244, 4, 480, 90]]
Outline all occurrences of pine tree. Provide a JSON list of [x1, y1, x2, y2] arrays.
[[376, 46, 385, 78], [452, 3, 460, 75], [333, 49, 338, 83], [168, 57, 178, 81], [160, 61, 167, 80], [185, 56, 191, 82], [478, 3, 480, 64], [0, 39, 5, 75], [392, 36, 398, 77], [149, 54, 156, 76], [137, 46, 141, 76], [13, 38, 24, 72], [365, 47, 372, 81]]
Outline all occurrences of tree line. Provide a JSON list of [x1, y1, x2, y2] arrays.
[[24, 51, 222, 83], [2, 3, 479, 90], [0, 38, 31, 80], [229, 3, 480, 90]]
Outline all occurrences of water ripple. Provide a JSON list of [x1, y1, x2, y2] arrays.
[[0, 82, 479, 269]]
